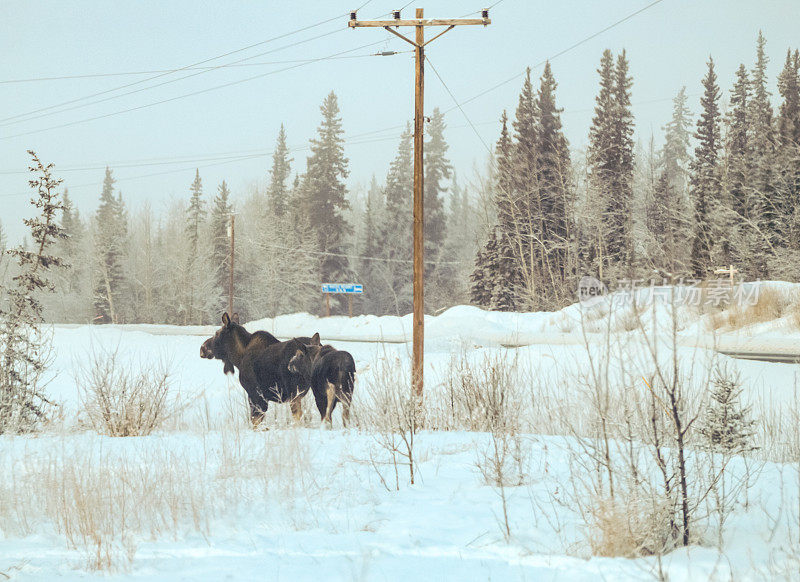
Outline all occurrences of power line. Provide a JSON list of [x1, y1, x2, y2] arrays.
[[427, 57, 493, 156], [0, 27, 351, 128], [0, 38, 390, 140], [0, 0, 380, 126], [0, 17, 356, 125], [0, 52, 409, 84], [256, 242, 467, 266], [443, 0, 666, 116]]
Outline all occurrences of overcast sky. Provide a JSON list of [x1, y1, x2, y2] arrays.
[[1, 0, 798, 244]]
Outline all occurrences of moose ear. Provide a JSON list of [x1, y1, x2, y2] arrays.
[[231, 313, 240, 324], [310, 332, 321, 346], [222, 313, 230, 326]]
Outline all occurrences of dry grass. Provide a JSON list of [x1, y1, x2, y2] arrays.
[[587, 494, 675, 558], [724, 286, 793, 330], [0, 429, 314, 571]]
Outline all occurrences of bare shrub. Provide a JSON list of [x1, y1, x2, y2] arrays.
[[439, 349, 521, 432], [76, 347, 177, 436], [363, 356, 420, 488]]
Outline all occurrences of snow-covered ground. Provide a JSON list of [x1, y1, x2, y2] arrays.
[[2, 291, 800, 580]]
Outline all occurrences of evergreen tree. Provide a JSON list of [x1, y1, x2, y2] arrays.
[[647, 87, 693, 273], [359, 175, 383, 314], [723, 64, 762, 275], [183, 170, 206, 323], [268, 124, 292, 218], [54, 188, 87, 309], [748, 32, 777, 274], [535, 61, 574, 304], [433, 170, 474, 308], [423, 107, 452, 260], [375, 125, 414, 315], [700, 367, 756, 454], [777, 49, 800, 253], [690, 58, 722, 277], [300, 91, 352, 293], [92, 168, 127, 323], [0, 219, 6, 274], [778, 49, 800, 145], [186, 169, 205, 254], [0, 152, 66, 432], [209, 181, 232, 318], [587, 49, 635, 277], [470, 226, 519, 311]]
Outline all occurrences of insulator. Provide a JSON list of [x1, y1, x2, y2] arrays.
[[350, 11, 357, 20], [482, 9, 489, 18], [393, 10, 401, 19]]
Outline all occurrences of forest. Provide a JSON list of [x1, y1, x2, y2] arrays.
[[2, 32, 798, 325]]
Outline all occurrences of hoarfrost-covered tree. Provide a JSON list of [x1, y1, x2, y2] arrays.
[[209, 181, 232, 318], [92, 168, 127, 323], [300, 91, 352, 302], [690, 58, 722, 277], [700, 368, 756, 455], [777, 48, 800, 258], [268, 124, 292, 218], [0, 152, 66, 433], [423, 107, 452, 265], [646, 88, 693, 274], [374, 125, 414, 315], [586, 49, 635, 278]]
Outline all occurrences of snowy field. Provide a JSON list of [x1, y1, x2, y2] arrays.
[[2, 289, 800, 580]]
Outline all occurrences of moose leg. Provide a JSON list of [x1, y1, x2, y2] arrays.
[[340, 392, 351, 428], [290, 396, 304, 424], [312, 380, 328, 422], [249, 398, 267, 429], [323, 382, 337, 429]]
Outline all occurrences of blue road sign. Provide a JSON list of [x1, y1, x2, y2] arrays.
[[322, 283, 363, 294]]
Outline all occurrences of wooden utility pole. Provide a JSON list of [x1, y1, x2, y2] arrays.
[[228, 213, 235, 317], [349, 7, 490, 399]]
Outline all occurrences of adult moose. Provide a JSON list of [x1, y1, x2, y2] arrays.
[[200, 313, 313, 427], [291, 333, 356, 428]]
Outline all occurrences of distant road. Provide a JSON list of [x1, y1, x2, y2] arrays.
[[53, 324, 800, 364]]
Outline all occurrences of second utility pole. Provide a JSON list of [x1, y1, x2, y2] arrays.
[[349, 8, 491, 399]]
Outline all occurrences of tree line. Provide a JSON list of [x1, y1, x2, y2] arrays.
[[473, 32, 800, 311], [4, 32, 798, 323]]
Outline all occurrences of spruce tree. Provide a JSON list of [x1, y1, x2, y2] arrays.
[[689, 58, 722, 278], [359, 175, 383, 314], [209, 181, 232, 318], [93, 168, 126, 323], [535, 61, 574, 304], [611, 50, 636, 269], [700, 368, 755, 454], [184, 169, 206, 323], [268, 124, 292, 218], [777, 49, 800, 253], [186, 169, 205, 255], [423, 107, 452, 260], [57, 189, 86, 297], [375, 124, 414, 315], [0, 219, 7, 274], [647, 87, 693, 273], [749, 32, 777, 274], [301, 91, 352, 292], [0, 152, 66, 432], [587, 49, 635, 277], [723, 64, 761, 274]]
